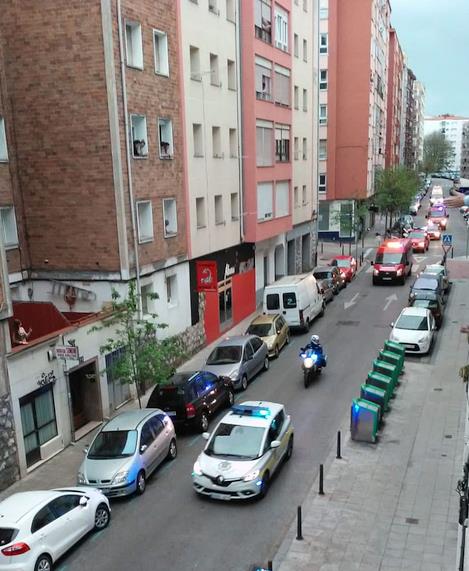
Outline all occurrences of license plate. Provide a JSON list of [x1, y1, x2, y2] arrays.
[[382, 277, 392, 281], [166, 411, 177, 416], [211, 493, 231, 501]]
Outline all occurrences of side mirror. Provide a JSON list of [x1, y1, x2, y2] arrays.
[[271, 440, 281, 449], [140, 444, 148, 454], [83, 446, 89, 454], [202, 432, 210, 440], [390, 322, 395, 327], [79, 496, 88, 507]]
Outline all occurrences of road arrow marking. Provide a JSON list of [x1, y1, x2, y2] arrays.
[[383, 293, 398, 311], [344, 293, 360, 310], [414, 255, 426, 263]]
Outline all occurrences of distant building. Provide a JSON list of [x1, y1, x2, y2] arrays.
[[385, 28, 404, 168], [424, 114, 469, 172], [461, 122, 469, 179], [413, 81, 425, 166], [402, 67, 417, 169]]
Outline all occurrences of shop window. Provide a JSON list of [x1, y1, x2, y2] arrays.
[[0, 207, 19, 248], [125, 21, 143, 69], [20, 386, 58, 468], [131, 115, 148, 158], [153, 30, 169, 76], [158, 118, 174, 159], [196, 197, 206, 228], [136, 200, 153, 243], [163, 198, 178, 237], [0, 117, 8, 161]]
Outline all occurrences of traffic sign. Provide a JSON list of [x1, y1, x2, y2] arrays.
[[442, 234, 453, 246]]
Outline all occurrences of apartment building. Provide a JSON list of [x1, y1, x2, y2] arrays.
[[402, 67, 417, 169], [461, 122, 469, 179], [424, 114, 469, 173], [318, 0, 391, 240], [385, 28, 404, 168], [413, 80, 425, 167]]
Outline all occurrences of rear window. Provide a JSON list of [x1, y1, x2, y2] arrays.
[[283, 292, 297, 309], [266, 293, 280, 310], [149, 385, 185, 408], [313, 271, 330, 280], [0, 528, 17, 546]]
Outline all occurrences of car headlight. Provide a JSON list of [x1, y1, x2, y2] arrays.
[[228, 368, 239, 381], [243, 469, 260, 482], [112, 470, 129, 485], [418, 336, 427, 344], [77, 472, 86, 484], [192, 460, 203, 476], [396, 269, 403, 276], [373, 269, 379, 276]]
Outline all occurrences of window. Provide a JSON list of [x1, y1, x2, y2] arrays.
[[0, 118, 7, 161], [210, 53, 220, 86], [125, 21, 143, 69], [196, 197, 206, 228], [274, 64, 290, 106], [319, 139, 327, 160], [318, 201, 330, 230], [226, 0, 236, 22], [275, 124, 290, 163], [153, 30, 169, 76], [294, 34, 299, 57], [320, 33, 328, 54], [212, 126, 222, 158], [140, 421, 155, 448], [302, 185, 307, 205], [136, 201, 153, 242], [294, 137, 299, 160], [294, 186, 299, 208], [294, 86, 299, 109], [319, 69, 328, 90], [319, 104, 328, 125], [193, 123, 203, 157], [0, 207, 18, 248], [256, 120, 274, 166], [163, 198, 177, 237], [266, 293, 279, 310], [229, 128, 237, 158], [208, 0, 219, 15], [319, 173, 327, 193], [31, 505, 56, 533], [319, 0, 328, 19], [227, 59, 236, 90], [255, 57, 272, 100], [275, 181, 289, 218], [158, 118, 174, 158], [255, 0, 272, 43], [231, 193, 239, 220], [302, 88, 307, 111], [166, 274, 177, 305], [131, 115, 148, 157], [303, 39, 307, 62], [257, 182, 273, 220], [302, 137, 307, 160], [274, 6, 289, 52], [141, 283, 153, 314], [190, 46, 201, 80], [303, 0, 308, 10], [251, 337, 263, 353], [214, 194, 224, 224]]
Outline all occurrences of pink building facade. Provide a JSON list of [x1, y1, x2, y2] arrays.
[[385, 28, 404, 168]]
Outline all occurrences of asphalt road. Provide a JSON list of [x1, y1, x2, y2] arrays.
[[58, 179, 462, 571]]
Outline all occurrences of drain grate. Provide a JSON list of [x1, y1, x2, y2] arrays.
[[445, 435, 453, 439], [433, 388, 443, 392], [336, 320, 360, 326], [406, 518, 419, 525]]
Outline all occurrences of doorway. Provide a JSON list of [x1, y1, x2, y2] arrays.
[[218, 278, 233, 331], [302, 233, 311, 272], [287, 240, 295, 275], [68, 361, 102, 434]]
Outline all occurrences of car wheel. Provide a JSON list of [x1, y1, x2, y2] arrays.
[[94, 503, 110, 531], [263, 356, 270, 371], [136, 470, 146, 495], [258, 472, 270, 499], [198, 412, 209, 433], [167, 438, 177, 460], [241, 375, 248, 391], [285, 332, 290, 345], [35, 554, 52, 571], [285, 436, 294, 461]]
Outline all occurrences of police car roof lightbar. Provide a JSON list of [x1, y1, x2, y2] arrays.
[[231, 405, 271, 417]]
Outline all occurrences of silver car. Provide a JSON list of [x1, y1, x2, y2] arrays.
[[204, 335, 269, 391], [78, 409, 177, 497]]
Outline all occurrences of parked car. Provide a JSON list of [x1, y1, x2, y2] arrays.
[[147, 371, 234, 433], [409, 292, 444, 329], [409, 273, 446, 305], [409, 229, 429, 252], [192, 401, 294, 501], [329, 255, 357, 282], [204, 335, 269, 391], [390, 307, 436, 354], [422, 264, 450, 293], [0, 488, 110, 571], [246, 314, 290, 358], [77, 409, 177, 497], [313, 266, 346, 294], [315, 273, 335, 303]]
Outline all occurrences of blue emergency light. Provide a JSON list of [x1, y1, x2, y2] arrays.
[[231, 404, 271, 418]]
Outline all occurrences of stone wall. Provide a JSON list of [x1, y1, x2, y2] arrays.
[[171, 292, 207, 368], [0, 393, 19, 491]]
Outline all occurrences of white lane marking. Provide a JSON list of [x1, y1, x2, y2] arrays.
[[383, 293, 398, 311], [364, 248, 373, 258], [344, 292, 360, 310]]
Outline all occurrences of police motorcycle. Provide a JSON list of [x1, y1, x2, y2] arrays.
[[299, 335, 327, 388]]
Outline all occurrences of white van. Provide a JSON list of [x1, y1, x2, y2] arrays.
[[430, 185, 443, 205], [262, 274, 325, 331]]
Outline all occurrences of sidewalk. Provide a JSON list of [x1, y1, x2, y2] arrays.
[[273, 263, 469, 571]]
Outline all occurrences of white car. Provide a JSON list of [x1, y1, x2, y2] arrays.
[[192, 401, 294, 501], [390, 307, 436, 354], [0, 488, 110, 571]]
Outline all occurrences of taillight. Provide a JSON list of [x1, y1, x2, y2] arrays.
[[185, 403, 196, 419], [299, 310, 304, 325], [1, 542, 30, 556]]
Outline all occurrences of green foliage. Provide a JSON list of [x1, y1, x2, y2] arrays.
[[90, 280, 184, 407], [374, 166, 419, 219], [330, 198, 371, 238], [421, 132, 455, 174]]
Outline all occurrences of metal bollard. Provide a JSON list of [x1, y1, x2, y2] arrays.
[[319, 464, 324, 495], [336, 430, 342, 459], [296, 505, 303, 540]]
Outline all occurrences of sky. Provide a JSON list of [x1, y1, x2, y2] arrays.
[[390, 0, 469, 118]]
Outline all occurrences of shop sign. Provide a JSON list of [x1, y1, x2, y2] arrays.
[[196, 261, 218, 291], [55, 346, 79, 360], [224, 263, 235, 278], [239, 257, 254, 274], [37, 370, 57, 388]]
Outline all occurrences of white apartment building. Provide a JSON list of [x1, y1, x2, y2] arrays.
[[413, 80, 425, 165], [424, 114, 469, 172]]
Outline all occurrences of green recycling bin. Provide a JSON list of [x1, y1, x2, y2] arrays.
[[350, 398, 380, 443], [366, 371, 394, 402], [373, 359, 399, 392], [379, 350, 403, 377], [384, 340, 405, 359], [360, 383, 388, 414]]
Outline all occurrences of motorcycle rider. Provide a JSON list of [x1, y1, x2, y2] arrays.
[[301, 335, 327, 368]]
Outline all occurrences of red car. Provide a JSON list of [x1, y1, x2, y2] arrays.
[[409, 229, 429, 252], [330, 255, 357, 282]]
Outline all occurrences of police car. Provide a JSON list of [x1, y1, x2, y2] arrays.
[[192, 402, 293, 501]]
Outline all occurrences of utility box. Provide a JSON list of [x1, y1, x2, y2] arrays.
[[379, 350, 403, 377], [367, 371, 394, 402], [384, 340, 405, 359], [360, 383, 388, 415], [373, 359, 399, 392], [350, 398, 380, 443]]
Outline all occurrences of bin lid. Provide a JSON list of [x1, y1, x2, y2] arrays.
[[361, 383, 386, 397], [374, 359, 397, 372], [379, 350, 400, 360], [357, 398, 381, 414], [384, 340, 405, 353], [368, 371, 392, 383]]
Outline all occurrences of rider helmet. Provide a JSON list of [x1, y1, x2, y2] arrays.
[[310, 334, 320, 345]]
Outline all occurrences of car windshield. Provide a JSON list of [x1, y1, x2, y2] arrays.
[[412, 299, 439, 309], [413, 278, 438, 291], [395, 315, 428, 331], [205, 422, 266, 460], [246, 323, 273, 337], [88, 430, 137, 459], [375, 253, 403, 265], [314, 271, 331, 280], [207, 345, 242, 365], [411, 232, 425, 238], [335, 259, 350, 268]]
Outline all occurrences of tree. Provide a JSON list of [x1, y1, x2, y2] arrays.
[[90, 281, 184, 408], [421, 132, 455, 175], [374, 166, 419, 227]]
